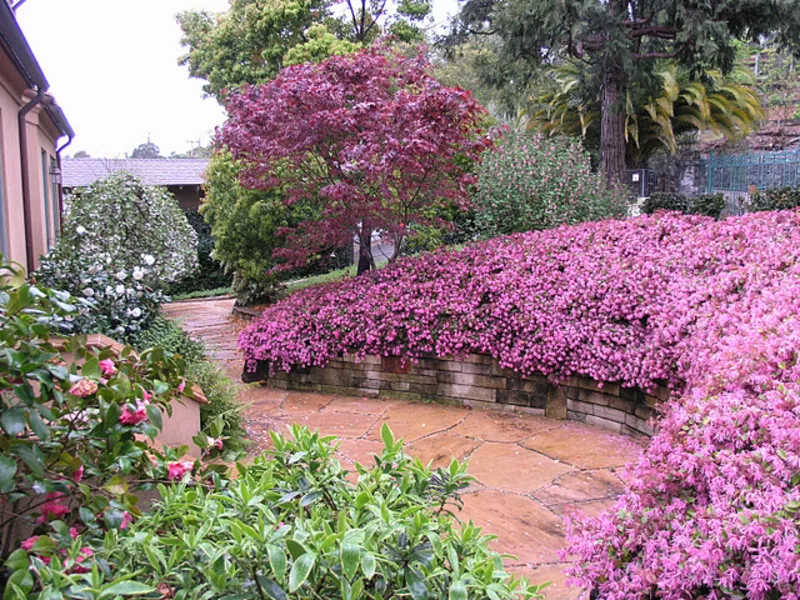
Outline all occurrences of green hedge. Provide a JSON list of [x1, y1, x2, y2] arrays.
[[166, 209, 232, 296]]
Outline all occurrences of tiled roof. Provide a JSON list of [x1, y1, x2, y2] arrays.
[[62, 158, 209, 188]]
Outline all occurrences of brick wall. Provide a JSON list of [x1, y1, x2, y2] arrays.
[[244, 353, 667, 438]]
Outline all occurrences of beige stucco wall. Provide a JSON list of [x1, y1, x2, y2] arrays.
[[0, 48, 63, 272]]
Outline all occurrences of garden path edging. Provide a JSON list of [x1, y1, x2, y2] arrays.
[[243, 353, 666, 438]]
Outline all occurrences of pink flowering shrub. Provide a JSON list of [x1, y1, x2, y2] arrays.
[[240, 209, 800, 598]]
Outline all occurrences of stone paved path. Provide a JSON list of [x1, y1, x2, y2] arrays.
[[163, 298, 643, 600]]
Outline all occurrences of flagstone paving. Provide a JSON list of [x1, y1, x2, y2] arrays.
[[163, 298, 643, 600]]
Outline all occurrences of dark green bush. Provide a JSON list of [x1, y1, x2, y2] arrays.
[[642, 192, 726, 219], [748, 186, 800, 212], [692, 193, 726, 218], [641, 192, 692, 214], [166, 209, 232, 296], [131, 316, 245, 449]]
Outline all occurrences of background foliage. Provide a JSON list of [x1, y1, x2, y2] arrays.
[[474, 131, 626, 237], [165, 209, 232, 297]]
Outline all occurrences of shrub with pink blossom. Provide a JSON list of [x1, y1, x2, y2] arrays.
[[240, 209, 800, 598]]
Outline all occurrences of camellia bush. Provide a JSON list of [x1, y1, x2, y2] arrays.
[[36, 172, 197, 338], [239, 209, 800, 598], [0, 259, 229, 595], [473, 131, 626, 237]]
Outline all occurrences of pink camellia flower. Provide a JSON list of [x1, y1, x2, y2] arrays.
[[120, 511, 133, 530], [206, 436, 223, 451], [177, 380, 186, 393], [141, 390, 152, 402], [69, 526, 80, 539], [119, 400, 148, 426], [69, 547, 94, 574], [20, 536, 39, 551], [73, 465, 84, 483], [35, 493, 70, 524], [167, 459, 194, 481], [69, 378, 98, 398], [98, 358, 116, 376]]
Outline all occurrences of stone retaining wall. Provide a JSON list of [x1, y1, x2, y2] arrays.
[[244, 353, 667, 438]]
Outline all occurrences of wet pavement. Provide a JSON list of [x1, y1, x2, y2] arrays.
[[163, 298, 643, 599]]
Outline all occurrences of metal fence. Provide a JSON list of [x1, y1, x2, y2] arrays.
[[706, 150, 800, 193]]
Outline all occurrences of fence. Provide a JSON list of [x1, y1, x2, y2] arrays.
[[705, 151, 800, 213]]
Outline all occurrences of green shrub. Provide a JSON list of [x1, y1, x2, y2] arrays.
[[474, 131, 626, 237], [748, 186, 800, 212], [166, 209, 232, 296], [17, 425, 545, 599], [0, 257, 228, 577], [691, 193, 726, 218], [641, 192, 725, 218], [131, 315, 205, 364], [131, 316, 246, 450], [641, 192, 692, 214], [36, 172, 198, 339]]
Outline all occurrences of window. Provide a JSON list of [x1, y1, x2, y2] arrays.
[[50, 156, 59, 238], [41, 150, 51, 247]]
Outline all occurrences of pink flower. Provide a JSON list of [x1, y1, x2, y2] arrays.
[[68, 547, 93, 574], [141, 390, 152, 402], [206, 436, 223, 451], [119, 511, 133, 530], [69, 378, 98, 398], [119, 400, 148, 426], [167, 459, 194, 481], [99, 358, 116, 376], [36, 493, 70, 524], [177, 380, 186, 393], [69, 526, 80, 539], [74, 465, 84, 483], [20, 536, 39, 551]]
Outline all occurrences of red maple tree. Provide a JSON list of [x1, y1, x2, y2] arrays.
[[219, 46, 490, 273]]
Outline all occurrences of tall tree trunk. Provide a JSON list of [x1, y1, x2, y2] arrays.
[[356, 224, 374, 276], [600, 64, 627, 187]]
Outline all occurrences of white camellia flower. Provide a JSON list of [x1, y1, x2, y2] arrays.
[[88, 264, 101, 275], [143, 254, 155, 266], [82, 288, 95, 297], [115, 270, 126, 280], [105, 286, 113, 295], [75, 225, 87, 235], [131, 307, 142, 318], [132, 267, 144, 281], [115, 284, 125, 295]]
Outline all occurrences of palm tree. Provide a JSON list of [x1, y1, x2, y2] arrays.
[[531, 62, 765, 167]]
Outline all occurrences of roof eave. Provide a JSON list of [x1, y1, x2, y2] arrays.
[[0, 1, 48, 90]]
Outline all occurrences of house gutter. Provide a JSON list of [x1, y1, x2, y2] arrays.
[[51, 106, 75, 225], [18, 88, 46, 273]]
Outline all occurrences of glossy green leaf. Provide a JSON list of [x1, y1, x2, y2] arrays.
[[288, 553, 315, 592]]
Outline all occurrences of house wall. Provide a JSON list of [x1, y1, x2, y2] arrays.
[[168, 185, 203, 211], [0, 49, 62, 272]]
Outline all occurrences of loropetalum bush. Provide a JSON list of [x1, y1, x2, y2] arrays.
[[36, 172, 197, 338], [240, 210, 800, 598], [0, 260, 230, 595], [474, 131, 626, 237], [24, 425, 542, 599]]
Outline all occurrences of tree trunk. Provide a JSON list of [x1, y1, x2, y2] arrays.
[[600, 64, 627, 187], [356, 224, 374, 276]]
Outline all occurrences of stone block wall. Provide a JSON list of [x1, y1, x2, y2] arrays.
[[244, 353, 667, 438]]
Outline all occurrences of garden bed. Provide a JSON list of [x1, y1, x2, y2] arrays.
[[238, 210, 800, 598]]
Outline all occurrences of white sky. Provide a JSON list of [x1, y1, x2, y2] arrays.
[[15, 0, 459, 159]]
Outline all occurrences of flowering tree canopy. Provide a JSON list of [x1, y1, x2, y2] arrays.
[[219, 46, 490, 271]]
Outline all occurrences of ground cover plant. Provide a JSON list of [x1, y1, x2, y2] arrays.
[[240, 209, 800, 598]]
